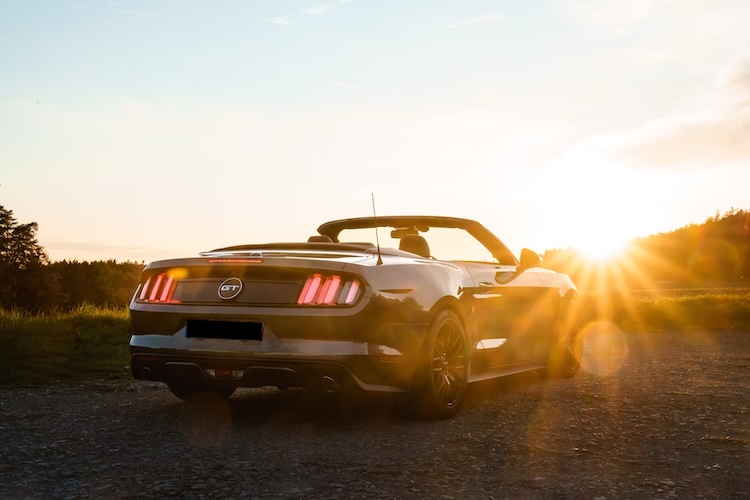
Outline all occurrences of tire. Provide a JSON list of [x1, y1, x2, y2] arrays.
[[407, 310, 468, 420], [543, 297, 583, 379], [166, 381, 236, 401]]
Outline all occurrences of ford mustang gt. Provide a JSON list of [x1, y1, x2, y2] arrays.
[[129, 216, 582, 419]]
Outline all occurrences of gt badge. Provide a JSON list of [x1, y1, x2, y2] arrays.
[[218, 277, 243, 300]]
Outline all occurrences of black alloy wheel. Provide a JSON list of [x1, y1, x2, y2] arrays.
[[544, 297, 583, 379], [410, 310, 468, 419]]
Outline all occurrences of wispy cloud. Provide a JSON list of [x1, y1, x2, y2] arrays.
[[330, 79, 361, 91], [273, 3, 339, 25], [75, 0, 154, 17], [552, 54, 750, 170], [74, 0, 118, 8], [270, 15, 294, 25], [446, 14, 501, 28], [303, 4, 333, 15], [571, 0, 654, 34], [111, 8, 154, 18], [717, 56, 750, 104], [618, 110, 750, 169]]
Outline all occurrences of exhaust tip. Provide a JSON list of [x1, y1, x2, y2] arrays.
[[320, 375, 339, 393]]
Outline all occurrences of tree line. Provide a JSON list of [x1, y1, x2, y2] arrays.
[[1, 205, 143, 311], [543, 208, 750, 288]]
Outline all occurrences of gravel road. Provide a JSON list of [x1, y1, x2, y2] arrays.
[[1, 328, 748, 499]]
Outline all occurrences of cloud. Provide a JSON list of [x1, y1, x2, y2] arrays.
[[75, 0, 154, 17], [302, 4, 333, 15], [617, 110, 750, 168], [569, 0, 750, 44], [447, 14, 501, 28], [717, 57, 750, 104], [270, 15, 294, 25], [571, 0, 654, 33], [330, 79, 361, 91], [74, 0, 118, 9], [554, 54, 750, 170], [111, 8, 154, 18]]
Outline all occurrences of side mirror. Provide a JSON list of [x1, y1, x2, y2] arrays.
[[519, 248, 542, 270]]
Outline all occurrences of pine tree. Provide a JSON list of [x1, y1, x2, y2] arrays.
[[0, 205, 54, 309]]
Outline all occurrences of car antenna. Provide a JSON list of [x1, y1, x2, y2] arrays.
[[371, 193, 383, 265]]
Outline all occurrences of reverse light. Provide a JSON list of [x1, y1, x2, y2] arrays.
[[297, 274, 362, 306], [137, 273, 178, 303], [205, 368, 244, 379]]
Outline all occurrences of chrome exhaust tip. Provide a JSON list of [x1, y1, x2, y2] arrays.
[[320, 375, 339, 393]]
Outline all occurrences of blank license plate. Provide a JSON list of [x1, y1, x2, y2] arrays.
[[186, 320, 263, 341]]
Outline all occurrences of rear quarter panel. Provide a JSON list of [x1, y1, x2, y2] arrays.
[[346, 255, 470, 324]]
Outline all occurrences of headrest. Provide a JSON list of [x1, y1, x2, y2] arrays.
[[308, 235, 333, 242], [399, 234, 430, 258]]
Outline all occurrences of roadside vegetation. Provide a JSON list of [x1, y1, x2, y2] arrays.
[[0, 305, 131, 386], [579, 288, 750, 332]]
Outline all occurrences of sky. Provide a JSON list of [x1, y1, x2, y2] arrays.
[[2, 0, 750, 263]]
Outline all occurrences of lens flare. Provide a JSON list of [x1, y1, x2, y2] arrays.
[[580, 321, 629, 377]]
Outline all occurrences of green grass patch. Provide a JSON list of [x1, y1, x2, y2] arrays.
[[579, 289, 750, 332], [0, 305, 132, 386]]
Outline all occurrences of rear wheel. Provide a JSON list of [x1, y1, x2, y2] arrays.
[[543, 297, 583, 379], [166, 381, 236, 401], [407, 310, 468, 420]]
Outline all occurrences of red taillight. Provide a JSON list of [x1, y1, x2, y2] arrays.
[[297, 274, 362, 306], [159, 275, 174, 302], [343, 280, 360, 303], [322, 275, 341, 304], [137, 272, 178, 303], [298, 274, 322, 304], [138, 277, 152, 301], [148, 274, 164, 302]]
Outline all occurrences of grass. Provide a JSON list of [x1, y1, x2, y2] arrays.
[[0, 304, 132, 386], [578, 289, 750, 333], [1, 290, 749, 387]]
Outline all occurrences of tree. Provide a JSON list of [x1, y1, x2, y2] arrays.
[[0, 205, 56, 309]]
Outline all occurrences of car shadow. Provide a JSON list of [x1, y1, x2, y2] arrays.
[[462, 371, 544, 408], [167, 371, 547, 426]]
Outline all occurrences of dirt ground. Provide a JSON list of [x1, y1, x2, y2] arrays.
[[1, 328, 748, 499]]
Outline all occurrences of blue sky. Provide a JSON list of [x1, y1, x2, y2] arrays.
[[2, 0, 750, 262]]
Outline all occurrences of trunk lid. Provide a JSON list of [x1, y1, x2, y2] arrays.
[[135, 248, 374, 306]]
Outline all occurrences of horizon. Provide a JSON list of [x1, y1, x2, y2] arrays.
[[18, 206, 747, 265], [3, 1, 750, 263]]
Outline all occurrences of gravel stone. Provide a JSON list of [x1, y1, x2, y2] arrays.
[[0, 330, 748, 499]]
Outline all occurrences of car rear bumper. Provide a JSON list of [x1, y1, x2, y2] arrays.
[[131, 348, 408, 393], [129, 324, 428, 393]]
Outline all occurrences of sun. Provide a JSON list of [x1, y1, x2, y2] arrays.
[[575, 234, 630, 262]]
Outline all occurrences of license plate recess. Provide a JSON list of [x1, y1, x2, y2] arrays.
[[186, 320, 263, 341]]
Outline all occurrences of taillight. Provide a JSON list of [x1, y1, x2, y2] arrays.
[[297, 274, 362, 306], [137, 272, 178, 303]]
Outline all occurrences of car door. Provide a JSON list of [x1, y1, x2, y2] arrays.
[[462, 262, 550, 368]]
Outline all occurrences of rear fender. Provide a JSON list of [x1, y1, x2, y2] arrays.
[[420, 296, 469, 352]]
